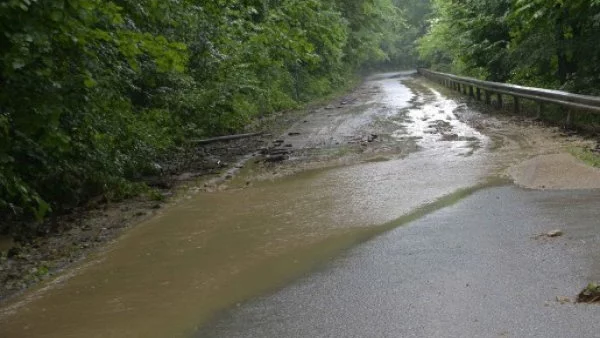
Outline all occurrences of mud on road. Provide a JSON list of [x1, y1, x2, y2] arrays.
[[239, 71, 598, 188]]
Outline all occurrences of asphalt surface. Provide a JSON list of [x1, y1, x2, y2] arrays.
[[198, 186, 600, 338]]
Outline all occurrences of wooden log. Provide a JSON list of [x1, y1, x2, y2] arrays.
[[268, 148, 291, 155], [190, 132, 264, 145]]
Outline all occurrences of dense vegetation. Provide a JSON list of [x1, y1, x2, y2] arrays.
[[418, 0, 600, 94], [1, 0, 429, 227]]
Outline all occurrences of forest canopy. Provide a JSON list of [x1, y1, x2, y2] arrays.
[[418, 0, 600, 93]]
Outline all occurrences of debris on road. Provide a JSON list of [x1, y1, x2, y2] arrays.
[[546, 229, 564, 237], [556, 296, 572, 304], [533, 229, 564, 239], [577, 283, 600, 303], [265, 155, 289, 162]]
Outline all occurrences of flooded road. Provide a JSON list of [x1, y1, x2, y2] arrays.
[[1, 72, 599, 337]]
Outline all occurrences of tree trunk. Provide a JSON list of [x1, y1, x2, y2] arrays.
[[555, 7, 568, 84]]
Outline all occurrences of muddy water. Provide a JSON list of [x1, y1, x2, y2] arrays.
[[0, 74, 507, 337]]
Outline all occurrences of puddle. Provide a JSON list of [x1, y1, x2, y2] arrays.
[[389, 81, 488, 156]]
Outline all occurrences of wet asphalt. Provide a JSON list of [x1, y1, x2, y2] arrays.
[[198, 186, 600, 338]]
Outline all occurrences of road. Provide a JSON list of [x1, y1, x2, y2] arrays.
[[198, 186, 600, 338], [1, 72, 599, 337]]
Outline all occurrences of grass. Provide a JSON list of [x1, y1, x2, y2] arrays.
[[569, 147, 600, 168]]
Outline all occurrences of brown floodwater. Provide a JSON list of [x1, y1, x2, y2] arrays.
[[0, 159, 497, 338], [0, 73, 554, 337]]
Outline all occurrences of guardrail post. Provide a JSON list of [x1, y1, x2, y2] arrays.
[[513, 96, 520, 114], [565, 110, 573, 128], [469, 85, 475, 98], [485, 91, 491, 105], [535, 102, 544, 120], [497, 94, 503, 108], [476, 88, 481, 101]]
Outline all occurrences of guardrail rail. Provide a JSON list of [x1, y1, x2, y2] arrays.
[[417, 68, 600, 126]]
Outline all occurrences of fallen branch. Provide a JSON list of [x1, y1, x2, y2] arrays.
[[189, 132, 264, 145]]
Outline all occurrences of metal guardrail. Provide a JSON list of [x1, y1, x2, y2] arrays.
[[417, 68, 600, 125]]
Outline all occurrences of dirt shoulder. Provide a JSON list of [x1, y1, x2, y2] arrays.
[[509, 153, 600, 190]]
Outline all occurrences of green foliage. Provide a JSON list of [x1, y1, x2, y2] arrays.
[[419, 0, 600, 91], [569, 147, 600, 168], [0, 0, 410, 228], [418, 0, 512, 81], [373, 0, 433, 70]]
